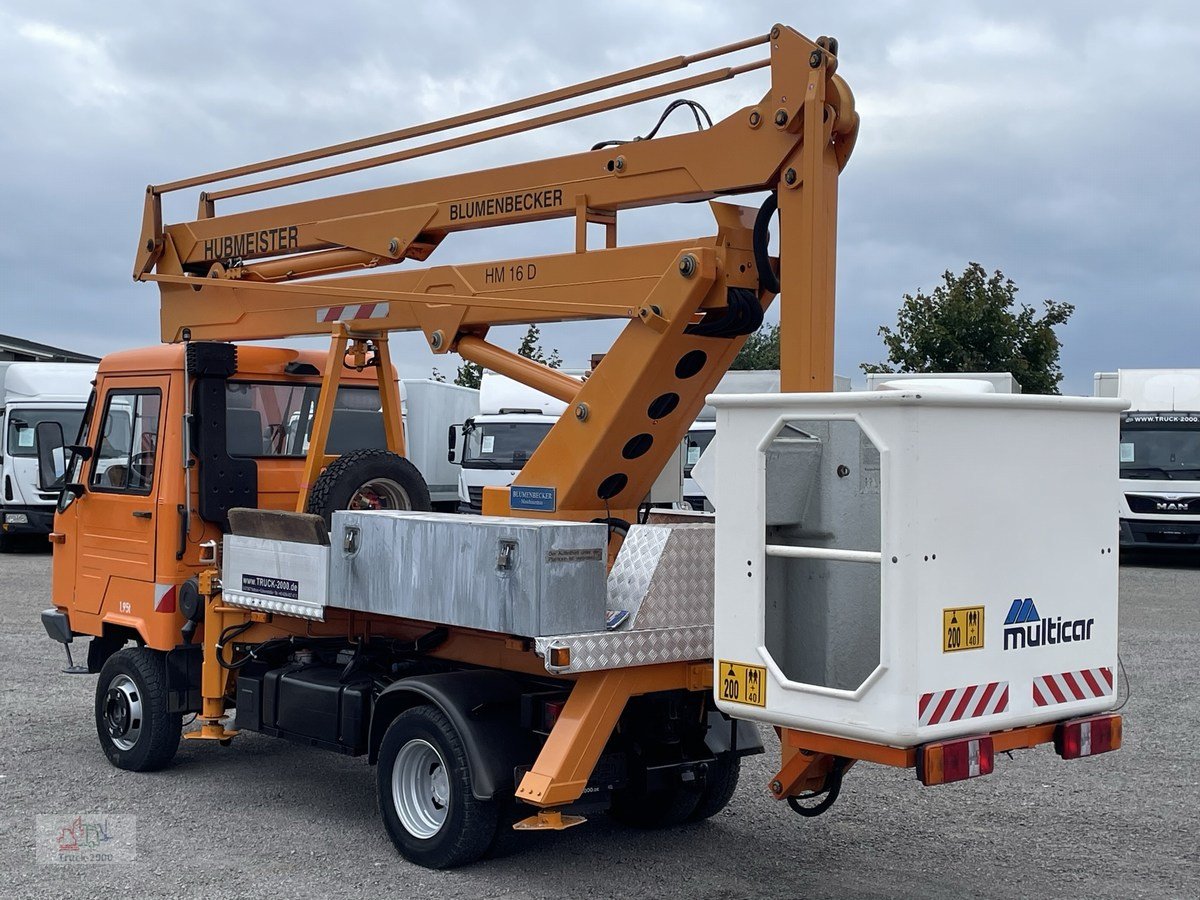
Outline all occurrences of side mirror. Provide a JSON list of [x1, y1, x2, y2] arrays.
[[447, 424, 460, 463], [35, 421, 66, 491]]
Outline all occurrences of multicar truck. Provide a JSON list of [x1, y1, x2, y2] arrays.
[[35, 25, 1125, 870], [0, 362, 95, 548], [1095, 369, 1200, 548]]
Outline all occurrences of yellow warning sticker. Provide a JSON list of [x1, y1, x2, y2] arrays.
[[943, 606, 985, 652], [718, 660, 767, 707]]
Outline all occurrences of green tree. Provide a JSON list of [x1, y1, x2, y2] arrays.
[[731, 323, 780, 370], [516, 324, 563, 368], [454, 359, 483, 389], [861, 263, 1074, 394], [453, 324, 561, 390]]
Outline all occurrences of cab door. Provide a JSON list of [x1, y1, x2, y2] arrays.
[[73, 378, 168, 616]]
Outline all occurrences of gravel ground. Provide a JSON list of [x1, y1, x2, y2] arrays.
[[2, 541, 1197, 899]]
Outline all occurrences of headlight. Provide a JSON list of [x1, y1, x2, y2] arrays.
[[5, 513, 29, 525]]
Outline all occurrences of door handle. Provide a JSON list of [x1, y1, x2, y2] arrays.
[[132, 510, 153, 519]]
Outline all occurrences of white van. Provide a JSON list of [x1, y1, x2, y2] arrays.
[[0, 362, 96, 547]]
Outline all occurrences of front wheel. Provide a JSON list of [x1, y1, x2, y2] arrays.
[[95, 648, 182, 771], [377, 705, 499, 869]]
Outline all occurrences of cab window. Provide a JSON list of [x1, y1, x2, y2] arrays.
[[89, 390, 161, 494], [225, 382, 385, 457]]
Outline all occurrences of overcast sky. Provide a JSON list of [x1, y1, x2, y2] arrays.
[[1, 1, 1196, 394]]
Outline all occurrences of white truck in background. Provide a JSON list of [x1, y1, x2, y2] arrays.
[[1094, 369, 1200, 549], [864, 371, 1022, 394], [0, 362, 96, 548], [451, 372, 682, 514], [450, 373, 565, 514], [684, 371, 850, 512], [400, 379, 479, 510]]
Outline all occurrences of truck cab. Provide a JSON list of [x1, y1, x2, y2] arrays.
[[42, 344, 390, 654], [0, 362, 95, 547], [1096, 369, 1200, 549], [454, 372, 565, 514]]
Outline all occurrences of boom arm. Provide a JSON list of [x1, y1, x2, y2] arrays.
[[135, 24, 858, 527]]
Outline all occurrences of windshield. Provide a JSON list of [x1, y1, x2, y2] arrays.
[[462, 421, 553, 469], [685, 428, 715, 477], [5, 408, 86, 458], [1120, 423, 1200, 480]]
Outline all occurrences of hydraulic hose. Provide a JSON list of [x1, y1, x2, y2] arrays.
[[785, 757, 848, 818], [754, 192, 781, 295]]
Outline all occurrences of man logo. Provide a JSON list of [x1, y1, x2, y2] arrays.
[[1155, 500, 1190, 511], [1003, 597, 1094, 651]]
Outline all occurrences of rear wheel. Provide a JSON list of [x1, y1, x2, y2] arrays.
[[377, 705, 499, 869], [609, 781, 700, 828], [689, 754, 741, 821], [95, 648, 182, 771], [608, 747, 702, 828]]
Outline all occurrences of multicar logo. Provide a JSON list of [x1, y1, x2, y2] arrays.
[[1003, 597, 1094, 651]]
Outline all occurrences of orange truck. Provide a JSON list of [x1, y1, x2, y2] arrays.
[[36, 25, 1121, 870]]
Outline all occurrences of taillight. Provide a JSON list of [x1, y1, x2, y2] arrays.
[[918, 735, 994, 786], [1055, 714, 1122, 760], [542, 699, 567, 732]]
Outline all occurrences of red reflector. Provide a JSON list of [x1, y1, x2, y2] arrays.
[[155, 584, 177, 613], [918, 736, 994, 786], [543, 699, 566, 732], [1056, 714, 1122, 760]]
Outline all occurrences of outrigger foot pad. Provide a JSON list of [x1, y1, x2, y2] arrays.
[[513, 810, 587, 831], [61, 644, 88, 675], [184, 720, 239, 742]]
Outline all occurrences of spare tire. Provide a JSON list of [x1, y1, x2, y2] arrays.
[[306, 448, 432, 527]]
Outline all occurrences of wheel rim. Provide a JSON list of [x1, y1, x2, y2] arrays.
[[391, 738, 450, 839], [350, 477, 411, 511], [103, 674, 143, 751]]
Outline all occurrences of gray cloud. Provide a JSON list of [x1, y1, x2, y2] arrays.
[[1, 1, 1196, 393]]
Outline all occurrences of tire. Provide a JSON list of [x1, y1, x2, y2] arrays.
[[610, 782, 700, 828], [95, 648, 182, 772], [689, 754, 740, 821], [377, 705, 499, 869], [306, 448, 431, 528], [608, 749, 702, 828]]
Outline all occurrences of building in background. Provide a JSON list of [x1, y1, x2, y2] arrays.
[[0, 334, 100, 364]]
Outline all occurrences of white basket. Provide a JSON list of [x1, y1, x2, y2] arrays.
[[710, 390, 1126, 747]]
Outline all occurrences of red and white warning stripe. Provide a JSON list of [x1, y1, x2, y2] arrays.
[[316, 302, 390, 323], [1033, 667, 1113, 706], [153, 583, 177, 613], [919, 681, 1009, 726]]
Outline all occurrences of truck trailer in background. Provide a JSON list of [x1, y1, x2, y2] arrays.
[[400, 379, 478, 510], [1095, 369, 1200, 549], [452, 372, 682, 514], [0, 362, 95, 548]]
